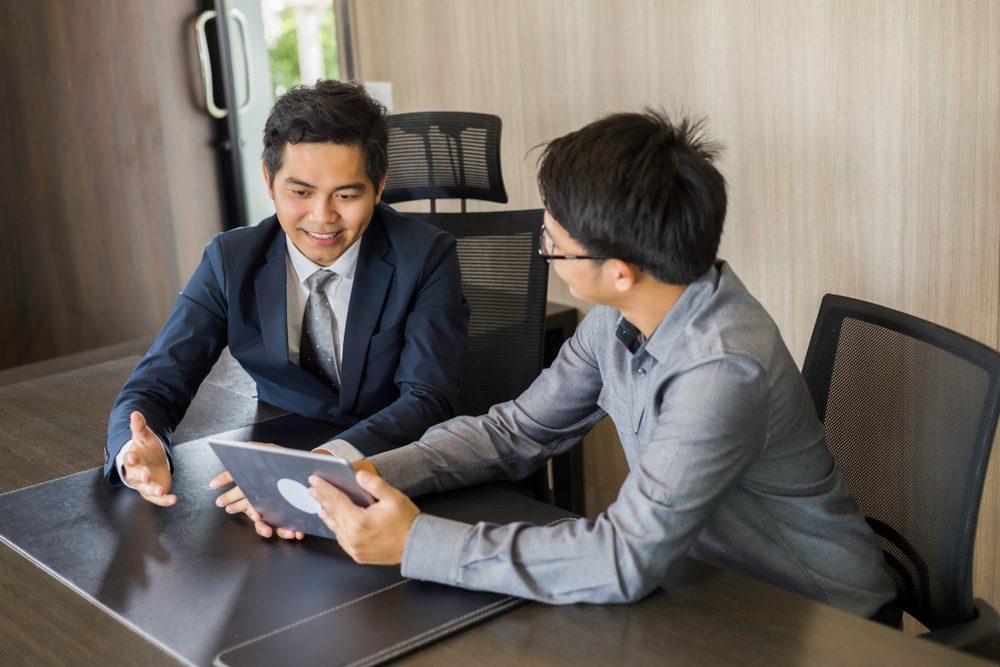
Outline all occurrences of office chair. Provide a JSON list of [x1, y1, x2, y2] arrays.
[[382, 111, 508, 212], [383, 111, 556, 501], [406, 209, 548, 417], [801, 294, 1000, 647]]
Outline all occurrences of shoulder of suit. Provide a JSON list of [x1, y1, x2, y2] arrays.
[[206, 216, 282, 256]]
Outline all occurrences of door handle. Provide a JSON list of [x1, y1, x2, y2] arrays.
[[194, 9, 227, 119], [194, 8, 253, 118]]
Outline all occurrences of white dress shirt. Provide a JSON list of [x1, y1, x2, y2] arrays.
[[117, 234, 365, 488], [283, 234, 359, 370]]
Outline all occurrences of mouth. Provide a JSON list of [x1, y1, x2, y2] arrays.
[[302, 229, 344, 245]]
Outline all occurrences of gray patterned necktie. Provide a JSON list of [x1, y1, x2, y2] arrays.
[[300, 269, 341, 388]]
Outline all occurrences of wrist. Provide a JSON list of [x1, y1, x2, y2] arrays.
[[353, 459, 380, 478]]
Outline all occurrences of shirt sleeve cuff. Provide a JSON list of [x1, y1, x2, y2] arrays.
[[314, 439, 364, 462], [400, 513, 472, 585], [368, 446, 428, 495]]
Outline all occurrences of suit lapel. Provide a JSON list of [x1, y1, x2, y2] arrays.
[[255, 220, 292, 368], [339, 209, 394, 410]]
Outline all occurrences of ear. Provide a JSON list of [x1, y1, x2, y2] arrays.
[[262, 163, 274, 199], [609, 260, 640, 292], [373, 173, 387, 205]]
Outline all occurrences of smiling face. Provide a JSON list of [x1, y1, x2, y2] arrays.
[[264, 141, 384, 266]]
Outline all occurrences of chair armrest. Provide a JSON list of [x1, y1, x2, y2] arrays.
[[920, 598, 1000, 649]]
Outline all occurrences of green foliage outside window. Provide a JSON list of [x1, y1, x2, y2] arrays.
[[267, 5, 340, 101]]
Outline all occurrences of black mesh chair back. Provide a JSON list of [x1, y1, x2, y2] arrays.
[[382, 112, 508, 211], [407, 210, 548, 416], [801, 294, 1000, 630]]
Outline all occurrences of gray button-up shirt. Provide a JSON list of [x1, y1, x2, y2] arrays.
[[371, 261, 896, 616]]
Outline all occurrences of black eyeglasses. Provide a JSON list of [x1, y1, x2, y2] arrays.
[[537, 224, 608, 263]]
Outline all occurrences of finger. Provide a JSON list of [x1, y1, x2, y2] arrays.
[[125, 464, 151, 486], [208, 470, 234, 490], [246, 506, 262, 522], [125, 451, 140, 468], [355, 469, 397, 501], [308, 476, 357, 516], [248, 441, 280, 449], [215, 486, 245, 508], [129, 411, 151, 440], [276, 527, 299, 540], [134, 480, 163, 498], [140, 490, 177, 507], [224, 498, 251, 515], [254, 520, 274, 539]]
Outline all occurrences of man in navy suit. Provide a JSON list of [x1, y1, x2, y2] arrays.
[[104, 81, 469, 531]]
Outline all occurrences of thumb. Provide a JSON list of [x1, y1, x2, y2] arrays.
[[130, 411, 151, 440], [356, 469, 395, 501]]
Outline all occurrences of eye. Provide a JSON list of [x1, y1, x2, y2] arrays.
[[335, 192, 360, 201]]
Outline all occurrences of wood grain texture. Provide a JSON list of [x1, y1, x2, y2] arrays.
[[0, 0, 224, 370], [0, 350, 281, 494], [398, 558, 991, 667], [352, 0, 1000, 616], [0, 354, 991, 665]]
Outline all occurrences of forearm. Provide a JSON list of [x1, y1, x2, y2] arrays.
[[371, 394, 604, 498], [401, 499, 674, 605], [398, 357, 772, 604], [106, 246, 229, 482]]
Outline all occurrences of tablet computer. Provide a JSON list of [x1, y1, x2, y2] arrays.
[[207, 439, 373, 539]]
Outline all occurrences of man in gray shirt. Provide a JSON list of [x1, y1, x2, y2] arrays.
[[301, 111, 898, 619]]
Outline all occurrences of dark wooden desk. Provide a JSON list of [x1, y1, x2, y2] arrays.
[[0, 347, 990, 666]]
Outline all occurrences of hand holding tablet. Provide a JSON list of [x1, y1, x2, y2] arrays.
[[208, 439, 373, 540]]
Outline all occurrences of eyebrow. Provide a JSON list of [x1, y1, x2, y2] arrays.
[[282, 177, 367, 192]]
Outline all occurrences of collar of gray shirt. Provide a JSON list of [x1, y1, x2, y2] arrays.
[[616, 263, 722, 360]]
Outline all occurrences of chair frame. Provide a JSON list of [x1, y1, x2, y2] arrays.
[[802, 294, 1000, 644]]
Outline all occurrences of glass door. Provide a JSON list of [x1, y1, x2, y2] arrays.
[[194, 0, 350, 228]]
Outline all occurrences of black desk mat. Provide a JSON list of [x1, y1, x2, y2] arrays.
[[0, 414, 575, 666]]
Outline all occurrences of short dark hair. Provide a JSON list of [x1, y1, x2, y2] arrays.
[[537, 110, 727, 284], [262, 79, 388, 189]]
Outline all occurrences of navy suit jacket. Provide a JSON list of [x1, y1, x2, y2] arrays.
[[104, 203, 469, 484]]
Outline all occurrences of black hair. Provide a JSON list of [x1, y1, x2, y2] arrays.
[[537, 110, 727, 284], [262, 79, 388, 189]]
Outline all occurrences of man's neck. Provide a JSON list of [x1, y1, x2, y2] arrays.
[[616, 281, 688, 339]]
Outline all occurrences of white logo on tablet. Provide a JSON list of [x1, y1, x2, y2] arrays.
[[276, 478, 320, 514]]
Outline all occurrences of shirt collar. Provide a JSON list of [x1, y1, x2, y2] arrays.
[[615, 261, 724, 362], [285, 233, 363, 284], [614, 318, 647, 356]]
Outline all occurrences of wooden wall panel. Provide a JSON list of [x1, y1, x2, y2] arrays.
[[0, 0, 224, 369], [353, 0, 1000, 610]]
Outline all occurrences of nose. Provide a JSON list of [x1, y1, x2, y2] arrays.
[[309, 196, 336, 224]]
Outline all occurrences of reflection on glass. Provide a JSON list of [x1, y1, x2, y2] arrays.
[[261, 0, 340, 100]]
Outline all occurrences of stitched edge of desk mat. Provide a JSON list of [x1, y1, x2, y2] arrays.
[[213, 517, 574, 667], [345, 595, 524, 667], [212, 582, 525, 667], [0, 413, 578, 667], [212, 520, 578, 667], [0, 532, 198, 667]]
